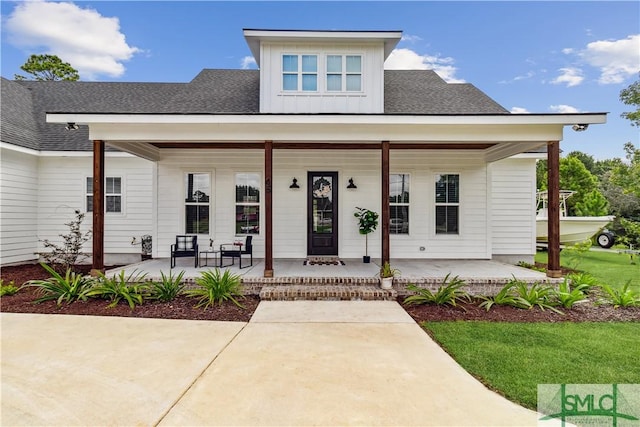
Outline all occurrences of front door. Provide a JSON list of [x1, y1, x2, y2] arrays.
[[308, 172, 338, 256]]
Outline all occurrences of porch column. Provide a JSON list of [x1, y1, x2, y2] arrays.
[[264, 140, 274, 277], [381, 140, 390, 264], [92, 140, 105, 273], [547, 140, 561, 277]]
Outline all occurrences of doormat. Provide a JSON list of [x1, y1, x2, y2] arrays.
[[303, 259, 346, 266]]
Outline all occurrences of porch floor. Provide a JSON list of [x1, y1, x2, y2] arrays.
[[108, 257, 548, 280]]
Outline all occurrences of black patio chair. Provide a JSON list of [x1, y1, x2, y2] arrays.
[[220, 236, 253, 269], [171, 235, 198, 268]]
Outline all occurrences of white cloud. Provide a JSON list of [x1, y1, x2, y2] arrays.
[[241, 56, 257, 70], [549, 104, 580, 113], [511, 107, 530, 113], [384, 48, 465, 83], [580, 34, 640, 84], [5, 0, 140, 80], [400, 34, 423, 43], [551, 67, 584, 87]]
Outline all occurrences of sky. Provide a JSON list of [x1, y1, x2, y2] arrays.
[[1, 0, 638, 160]]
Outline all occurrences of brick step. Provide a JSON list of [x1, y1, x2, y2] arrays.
[[259, 285, 397, 301]]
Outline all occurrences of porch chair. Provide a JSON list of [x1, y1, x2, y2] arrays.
[[171, 235, 199, 268], [220, 235, 253, 269]]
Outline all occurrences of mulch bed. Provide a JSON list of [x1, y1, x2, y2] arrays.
[[2, 263, 639, 323]]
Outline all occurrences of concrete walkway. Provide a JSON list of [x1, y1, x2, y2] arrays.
[[1, 302, 541, 426]]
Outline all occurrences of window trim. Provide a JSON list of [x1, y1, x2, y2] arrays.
[[184, 171, 212, 235], [235, 172, 261, 235], [390, 172, 410, 235], [86, 176, 123, 214], [325, 54, 363, 93], [434, 172, 461, 236], [282, 54, 318, 92]]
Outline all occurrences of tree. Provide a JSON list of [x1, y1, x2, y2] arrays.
[[611, 142, 640, 198], [619, 73, 640, 127], [567, 151, 596, 175], [14, 54, 79, 81]]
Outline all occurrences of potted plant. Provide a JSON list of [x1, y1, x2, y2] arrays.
[[354, 207, 379, 263], [379, 261, 400, 289]]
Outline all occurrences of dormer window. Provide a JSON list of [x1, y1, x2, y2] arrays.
[[282, 54, 317, 91], [327, 55, 362, 92]]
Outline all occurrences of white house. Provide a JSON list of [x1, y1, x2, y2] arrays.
[[1, 29, 606, 277]]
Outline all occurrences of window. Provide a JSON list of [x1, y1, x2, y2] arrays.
[[390, 174, 410, 234], [235, 173, 260, 234], [435, 174, 459, 234], [86, 176, 122, 213], [282, 54, 317, 91], [185, 173, 210, 234], [326, 55, 361, 92]]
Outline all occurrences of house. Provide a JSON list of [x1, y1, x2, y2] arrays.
[[1, 29, 606, 277]]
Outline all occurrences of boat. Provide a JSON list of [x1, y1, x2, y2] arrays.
[[536, 190, 615, 247]]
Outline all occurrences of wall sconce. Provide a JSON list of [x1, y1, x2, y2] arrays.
[[65, 122, 79, 131], [289, 177, 300, 189], [572, 124, 589, 132], [347, 177, 357, 189]]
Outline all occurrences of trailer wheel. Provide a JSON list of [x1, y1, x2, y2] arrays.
[[596, 232, 615, 249]]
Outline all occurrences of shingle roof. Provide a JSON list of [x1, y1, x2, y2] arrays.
[[1, 69, 509, 151]]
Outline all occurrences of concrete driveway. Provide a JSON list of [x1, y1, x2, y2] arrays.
[[1, 301, 540, 426]]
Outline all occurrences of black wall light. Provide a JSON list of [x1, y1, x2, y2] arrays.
[[347, 177, 357, 189], [290, 177, 300, 189]]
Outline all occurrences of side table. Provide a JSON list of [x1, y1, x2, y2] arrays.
[[199, 250, 220, 267]]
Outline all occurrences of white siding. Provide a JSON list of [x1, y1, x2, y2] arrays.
[[489, 157, 537, 259], [260, 42, 385, 113], [0, 147, 39, 264], [156, 149, 491, 260], [36, 156, 154, 262]]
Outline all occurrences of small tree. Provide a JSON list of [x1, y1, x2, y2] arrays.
[[354, 207, 379, 262], [14, 54, 80, 81], [38, 210, 92, 272]]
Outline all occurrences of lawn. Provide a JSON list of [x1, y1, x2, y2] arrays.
[[536, 249, 640, 290], [422, 321, 640, 410]]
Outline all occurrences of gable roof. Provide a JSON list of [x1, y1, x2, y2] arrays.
[[1, 69, 508, 151]]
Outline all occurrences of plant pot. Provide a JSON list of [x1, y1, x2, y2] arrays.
[[380, 277, 393, 289], [363, 256, 371, 263]]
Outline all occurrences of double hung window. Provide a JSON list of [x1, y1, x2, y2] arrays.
[[283, 54, 317, 91], [390, 174, 410, 234], [86, 177, 122, 213], [235, 173, 260, 234], [435, 174, 459, 234], [185, 173, 210, 234]]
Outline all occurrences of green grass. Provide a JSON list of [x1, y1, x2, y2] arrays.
[[423, 321, 640, 410], [536, 249, 639, 290]]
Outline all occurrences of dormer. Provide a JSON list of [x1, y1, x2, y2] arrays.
[[244, 29, 402, 114]]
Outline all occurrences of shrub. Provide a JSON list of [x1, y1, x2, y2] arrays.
[[24, 263, 94, 306], [600, 281, 640, 308], [404, 274, 470, 309], [513, 280, 563, 313], [87, 270, 149, 309], [149, 270, 185, 302], [565, 272, 599, 293], [185, 269, 244, 309], [38, 210, 92, 273], [478, 282, 531, 311], [0, 280, 20, 296], [553, 278, 589, 309]]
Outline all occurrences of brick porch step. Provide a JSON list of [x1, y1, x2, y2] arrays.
[[259, 285, 397, 301]]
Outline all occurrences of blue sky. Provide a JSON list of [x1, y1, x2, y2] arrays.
[[1, 1, 638, 160]]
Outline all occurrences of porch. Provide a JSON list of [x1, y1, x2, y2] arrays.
[[106, 258, 561, 300]]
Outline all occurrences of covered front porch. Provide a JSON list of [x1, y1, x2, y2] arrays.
[[107, 257, 560, 300]]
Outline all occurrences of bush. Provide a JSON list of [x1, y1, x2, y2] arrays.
[[149, 270, 185, 302], [38, 210, 92, 273], [513, 280, 563, 313], [600, 281, 640, 308], [478, 282, 531, 311], [24, 263, 94, 306], [553, 278, 589, 309], [185, 269, 244, 309], [87, 270, 149, 309], [404, 274, 470, 309]]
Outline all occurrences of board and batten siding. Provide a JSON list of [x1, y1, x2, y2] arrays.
[[489, 157, 537, 263], [36, 155, 154, 264], [156, 149, 494, 260], [259, 42, 385, 113], [0, 147, 39, 264]]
